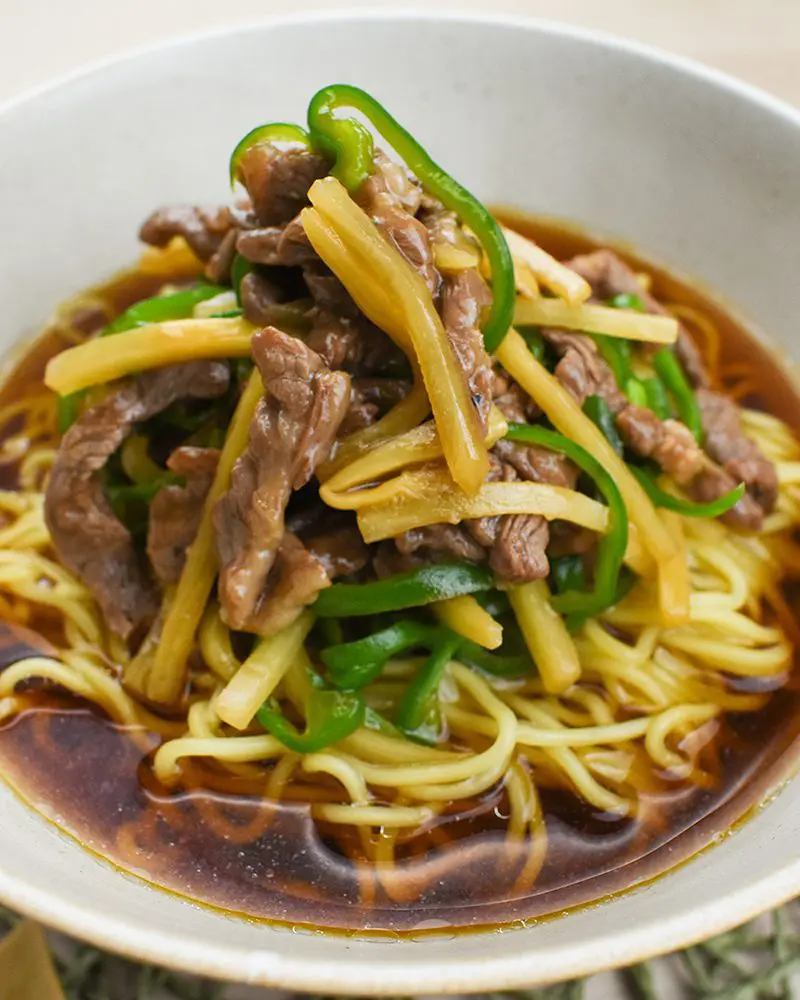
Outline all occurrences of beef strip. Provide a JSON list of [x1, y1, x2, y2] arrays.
[[239, 271, 285, 326], [543, 329, 626, 411], [139, 206, 232, 263], [146, 446, 220, 584], [543, 327, 772, 528], [248, 532, 331, 636], [213, 327, 350, 631], [690, 464, 765, 531], [236, 215, 318, 268], [489, 514, 551, 583], [441, 269, 494, 435], [491, 369, 540, 425], [236, 143, 330, 227], [697, 388, 778, 512], [358, 151, 439, 296], [45, 361, 230, 638], [305, 525, 370, 579], [395, 525, 487, 564], [339, 377, 411, 436], [615, 408, 704, 484], [205, 228, 238, 285], [493, 438, 578, 489], [566, 248, 709, 389]]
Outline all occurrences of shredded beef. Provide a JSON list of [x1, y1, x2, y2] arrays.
[[441, 269, 494, 435], [543, 329, 626, 411], [566, 248, 709, 389], [489, 514, 551, 583], [305, 525, 370, 579], [139, 206, 232, 263], [615, 408, 703, 484], [213, 328, 350, 631], [236, 144, 330, 226], [395, 525, 487, 564], [239, 271, 284, 326], [358, 151, 438, 296], [236, 215, 317, 267], [247, 532, 331, 636], [697, 388, 778, 512], [45, 362, 230, 638], [146, 447, 220, 584], [691, 464, 766, 531], [340, 378, 411, 436], [491, 369, 540, 425], [493, 439, 578, 489], [205, 228, 238, 285]]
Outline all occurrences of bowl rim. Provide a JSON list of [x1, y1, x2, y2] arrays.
[[2, 7, 800, 993]]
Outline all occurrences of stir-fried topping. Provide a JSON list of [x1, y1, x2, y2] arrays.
[[40, 85, 779, 734]]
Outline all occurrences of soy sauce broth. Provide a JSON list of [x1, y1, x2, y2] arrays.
[[1, 222, 799, 933]]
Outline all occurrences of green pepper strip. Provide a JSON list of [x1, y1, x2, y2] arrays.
[[505, 424, 628, 620], [653, 348, 703, 443], [551, 554, 586, 595], [257, 687, 365, 753], [608, 292, 646, 312], [106, 474, 183, 507], [582, 395, 623, 457], [229, 122, 312, 187], [322, 620, 444, 690], [643, 376, 672, 420], [57, 284, 227, 433], [395, 631, 463, 737], [521, 328, 545, 362], [457, 640, 532, 679], [630, 466, 745, 519], [305, 84, 515, 352], [313, 563, 493, 618], [230, 254, 253, 307]]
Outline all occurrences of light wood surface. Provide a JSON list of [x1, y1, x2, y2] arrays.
[[0, 0, 797, 108]]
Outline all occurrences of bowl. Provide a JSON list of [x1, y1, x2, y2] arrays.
[[1, 9, 800, 995]]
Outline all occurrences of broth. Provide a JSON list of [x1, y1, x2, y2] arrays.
[[1, 220, 799, 932]]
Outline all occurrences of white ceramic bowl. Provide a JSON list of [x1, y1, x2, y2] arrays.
[[1, 10, 800, 995]]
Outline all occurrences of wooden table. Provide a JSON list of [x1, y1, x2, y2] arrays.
[[0, 0, 797, 108]]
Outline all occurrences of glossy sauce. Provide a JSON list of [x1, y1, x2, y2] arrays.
[[1, 221, 799, 933]]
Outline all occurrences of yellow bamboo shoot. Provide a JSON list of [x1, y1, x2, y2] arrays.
[[124, 371, 264, 706], [514, 297, 678, 344], [356, 466, 609, 542], [215, 613, 314, 730], [434, 595, 503, 650], [509, 580, 581, 694], [501, 226, 591, 304], [45, 318, 255, 396]]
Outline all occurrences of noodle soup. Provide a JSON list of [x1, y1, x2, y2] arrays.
[[0, 86, 799, 931]]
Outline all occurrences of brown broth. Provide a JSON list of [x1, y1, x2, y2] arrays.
[[1, 221, 800, 933]]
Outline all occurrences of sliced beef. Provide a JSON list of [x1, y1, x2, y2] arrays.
[[491, 369, 540, 425], [305, 525, 370, 579], [697, 388, 778, 512], [236, 143, 330, 227], [441, 269, 494, 435], [489, 514, 550, 583], [236, 215, 317, 268], [213, 327, 350, 631], [493, 439, 578, 489], [358, 151, 438, 296], [248, 532, 331, 636], [395, 525, 487, 564], [340, 378, 411, 436], [146, 447, 220, 584], [205, 228, 238, 285], [543, 329, 626, 411], [615, 408, 703, 484], [691, 464, 765, 531], [566, 248, 709, 389], [45, 361, 230, 638], [139, 206, 232, 263], [239, 271, 285, 326]]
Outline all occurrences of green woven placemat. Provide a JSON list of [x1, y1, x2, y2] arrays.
[[2, 902, 798, 999]]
